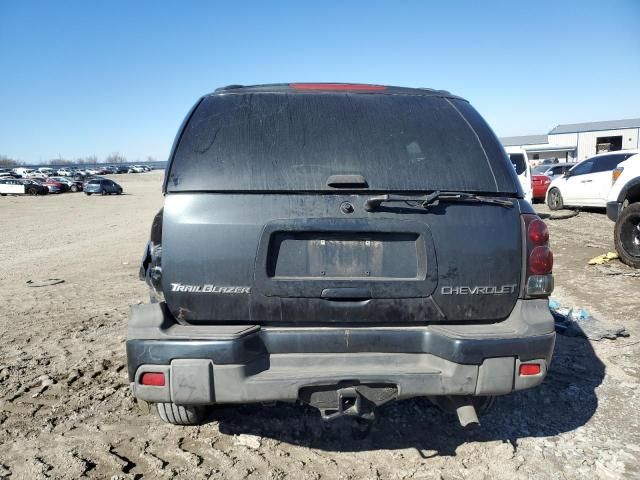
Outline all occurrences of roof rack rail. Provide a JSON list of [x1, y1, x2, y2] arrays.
[[215, 84, 245, 92]]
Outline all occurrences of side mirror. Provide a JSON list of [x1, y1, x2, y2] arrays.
[[563, 170, 572, 178]]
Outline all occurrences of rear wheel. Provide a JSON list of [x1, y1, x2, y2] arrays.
[[117, 188, 122, 195], [614, 202, 640, 269], [27, 188, 37, 196], [156, 403, 206, 425], [70, 185, 78, 192], [101, 189, 107, 196], [547, 188, 564, 210]]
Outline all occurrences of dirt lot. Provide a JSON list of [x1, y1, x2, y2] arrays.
[[1, 172, 639, 479]]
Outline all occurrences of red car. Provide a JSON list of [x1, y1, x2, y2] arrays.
[[531, 174, 552, 202], [36, 178, 69, 193]]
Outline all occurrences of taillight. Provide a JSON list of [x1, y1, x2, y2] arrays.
[[521, 214, 554, 297], [519, 363, 542, 376], [528, 219, 549, 245], [139, 372, 165, 386], [529, 246, 553, 274], [612, 167, 623, 184]]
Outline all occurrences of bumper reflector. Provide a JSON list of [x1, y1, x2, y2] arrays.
[[519, 363, 541, 376], [140, 372, 166, 386]]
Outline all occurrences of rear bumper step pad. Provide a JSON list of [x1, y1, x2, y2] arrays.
[[131, 354, 550, 405], [127, 302, 555, 404]]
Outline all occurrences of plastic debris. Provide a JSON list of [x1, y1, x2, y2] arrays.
[[594, 263, 640, 277], [549, 298, 629, 340], [588, 252, 619, 265], [26, 278, 65, 287], [234, 434, 262, 449]]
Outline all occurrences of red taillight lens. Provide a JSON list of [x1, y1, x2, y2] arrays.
[[139, 372, 165, 386], [521, 214, 554, 297], [289, 83, 386, 91], [519, 363, 541, 376], [530, 246, 553, 274], [528, 219, 549, 245]]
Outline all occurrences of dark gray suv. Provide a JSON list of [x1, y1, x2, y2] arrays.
[[129, 83, 555, 427]]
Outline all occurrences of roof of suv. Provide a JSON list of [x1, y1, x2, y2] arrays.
[[210, 83, 465, 100]]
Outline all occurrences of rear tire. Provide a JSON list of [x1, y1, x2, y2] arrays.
[[70, 185, 78, 192], [614, 202, 640, 269], [101, 189, 107, 196], [117, 188, 122, 195], [156, 403, 206, 425], [547, 188, 564, 210], [85, 192, 92, 196], [27, 188, 37, 196]]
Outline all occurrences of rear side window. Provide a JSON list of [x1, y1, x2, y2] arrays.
[[571, 159, 595, 176], [167, 93, 519, 194], [591, 154, 632, 173], [508, 154, 527, 175], [591, 155, 614, 173], [89, 180, 100, 185]]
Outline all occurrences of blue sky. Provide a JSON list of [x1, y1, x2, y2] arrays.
[[1, 0, 639, 163]]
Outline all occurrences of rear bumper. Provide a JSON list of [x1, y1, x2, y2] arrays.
[[607, 201, 622, 222], [127, 300, 555, 405]]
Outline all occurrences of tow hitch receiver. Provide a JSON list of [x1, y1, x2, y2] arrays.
[[299, 382, 398, 421]]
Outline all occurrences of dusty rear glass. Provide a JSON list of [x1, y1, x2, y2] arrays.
[[167, 93, 519, 193]]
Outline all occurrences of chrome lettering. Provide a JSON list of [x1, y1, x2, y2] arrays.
[[441, 284, 517, 295], [170, 283, 251, 294]]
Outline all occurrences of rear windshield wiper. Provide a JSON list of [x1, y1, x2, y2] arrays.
[[364, 191, 514, 211]]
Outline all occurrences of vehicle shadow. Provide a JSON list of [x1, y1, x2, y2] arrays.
[[210, 330, 605, 456]]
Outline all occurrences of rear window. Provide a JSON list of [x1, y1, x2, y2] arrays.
[[167, 93, 519, 193], [508, 153, 527, 175]]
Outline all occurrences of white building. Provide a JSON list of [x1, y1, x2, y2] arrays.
[[501, 118, 640, 165]]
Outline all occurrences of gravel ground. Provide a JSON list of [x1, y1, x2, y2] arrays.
[[0, 172, 639, 479]]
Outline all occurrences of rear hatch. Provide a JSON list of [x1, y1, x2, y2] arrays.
[[161, 86, 524, 325]]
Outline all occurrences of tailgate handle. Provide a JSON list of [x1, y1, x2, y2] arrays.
[[326, 174, 368, 188], [321, 288, 372, 300]]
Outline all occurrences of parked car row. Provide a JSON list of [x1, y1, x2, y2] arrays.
[[0, 164, 152, 179], [0, 178, 49, 195], [0, 176, 123, 196], [513, 148, 640, 269], [513, 149, 639, 210], [545, 151, 638, 210]]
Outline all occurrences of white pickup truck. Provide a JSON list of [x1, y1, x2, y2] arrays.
[[606, 150, 640, 268]]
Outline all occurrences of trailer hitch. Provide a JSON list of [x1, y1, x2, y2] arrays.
[[319, 387, 376, 421]]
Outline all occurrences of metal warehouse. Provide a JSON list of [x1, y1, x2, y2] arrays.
[[501, 118, 640, 164]]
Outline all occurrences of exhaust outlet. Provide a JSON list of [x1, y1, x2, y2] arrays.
[[456, 403, 480, 428]]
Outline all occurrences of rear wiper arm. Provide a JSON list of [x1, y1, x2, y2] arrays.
[[364, 191, 514, 211]]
